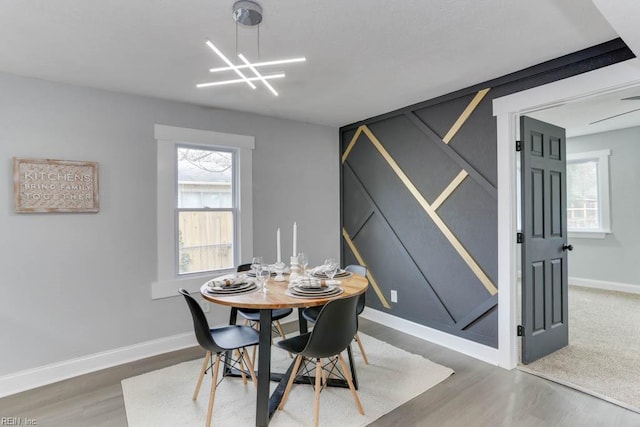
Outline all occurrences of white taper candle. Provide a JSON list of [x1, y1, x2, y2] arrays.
[[276, 228, 281, 263]]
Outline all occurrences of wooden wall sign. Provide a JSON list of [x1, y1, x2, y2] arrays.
[[13, 158, 100, 213]]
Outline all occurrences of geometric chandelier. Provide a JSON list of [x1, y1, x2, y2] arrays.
[[196, 1, 306, 96]]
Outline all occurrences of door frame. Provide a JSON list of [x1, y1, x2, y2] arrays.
[[493, 57, 640, 369]]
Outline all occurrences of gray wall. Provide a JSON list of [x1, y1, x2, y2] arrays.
[[0, 72, 338, 376], [567, 126, 640, 286]]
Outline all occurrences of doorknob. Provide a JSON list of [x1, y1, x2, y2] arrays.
[[562, 244, 573, 251]]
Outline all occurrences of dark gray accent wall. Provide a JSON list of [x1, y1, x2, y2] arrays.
[[340, 38, 634, 348]]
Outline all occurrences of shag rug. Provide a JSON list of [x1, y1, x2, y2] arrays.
[[121, 333, 454, 426], [519, 286, 640, 413]]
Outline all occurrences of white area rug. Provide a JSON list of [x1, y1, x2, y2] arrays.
[[121, 333, 454, 426]]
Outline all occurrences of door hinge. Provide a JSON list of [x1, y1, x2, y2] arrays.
[[516, 140, 522, 151], [517, 325, 524, 336], [517, 233, 523, 243]]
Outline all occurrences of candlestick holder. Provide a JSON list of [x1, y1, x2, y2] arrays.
[[289, 256, 300, 282]]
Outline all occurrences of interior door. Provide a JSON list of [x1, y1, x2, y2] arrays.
[[520, 115, 570, 364]]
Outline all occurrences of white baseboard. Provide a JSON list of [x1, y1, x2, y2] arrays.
[[0, 332, 197, 398], [570, 277, 640, 295], [361, 307, 500, 366]]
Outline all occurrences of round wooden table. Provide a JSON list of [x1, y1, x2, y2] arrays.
[[201, 273, 368, 427]]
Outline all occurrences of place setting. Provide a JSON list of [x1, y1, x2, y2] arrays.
[[286, 257, 345, 299], [201, 273, 258, 296]]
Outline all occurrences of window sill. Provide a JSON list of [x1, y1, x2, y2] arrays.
[[568, 231, 610, 239]]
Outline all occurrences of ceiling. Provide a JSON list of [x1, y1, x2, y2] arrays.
[[0, 1, 624, 127], [529, 85, 640, 137]]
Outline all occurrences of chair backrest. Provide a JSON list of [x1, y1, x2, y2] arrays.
[[345, 264, 368, 316], [301, 293, 360, 358], [237, 263, 252, 272], [179, 289, 223, 353]]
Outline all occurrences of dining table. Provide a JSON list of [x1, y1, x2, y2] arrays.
[[200, 270, 368, 427]]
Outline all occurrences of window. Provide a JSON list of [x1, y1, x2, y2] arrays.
[[153, 124, 254, 299], [567, 149, 611, 236], [177, 146, 235, 275]]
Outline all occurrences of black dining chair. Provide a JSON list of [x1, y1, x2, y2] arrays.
[[301, 264, 369, 364], [235, 263, 293, 361], [276, 293, 364, 427], [179, 289, 259, 427]]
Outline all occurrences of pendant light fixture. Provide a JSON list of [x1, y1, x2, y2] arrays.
[[196, 1, 306, 96]]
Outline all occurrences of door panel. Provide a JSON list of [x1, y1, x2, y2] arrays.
[[520, 116, 569, 364]]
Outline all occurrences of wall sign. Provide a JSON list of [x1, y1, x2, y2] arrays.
[[13, 158, 100, 213]]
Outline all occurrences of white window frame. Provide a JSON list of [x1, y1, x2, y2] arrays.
[[152, 124, 254, 299], [567, 149, 611, 239]]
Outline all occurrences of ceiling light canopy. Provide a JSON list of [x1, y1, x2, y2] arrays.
[[196, 1, 305, 96], [232, 1, 263, 27]]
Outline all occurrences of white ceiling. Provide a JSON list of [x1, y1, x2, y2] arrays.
[[529, 85, 640, 137], [0, 0, 622, 127]]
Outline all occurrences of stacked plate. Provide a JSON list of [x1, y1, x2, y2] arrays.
[[311, 269, 353, 279], [286, 285, 344, 299], [203, 279, 257, 296]]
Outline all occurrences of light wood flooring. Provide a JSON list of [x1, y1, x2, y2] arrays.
[[1, 319, 639, 426]]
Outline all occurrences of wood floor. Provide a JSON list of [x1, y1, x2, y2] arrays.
[[2, 319, 639, 426]]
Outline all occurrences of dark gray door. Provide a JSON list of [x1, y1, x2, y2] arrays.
[[520, 116, 570, 364]]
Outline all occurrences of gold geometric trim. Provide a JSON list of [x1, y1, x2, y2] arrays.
[[342, 228, 391, 309], [442, 88, 490, 144], [341, 126, 364, 164], [360, 125, 498, 296], [431, 170, 469, 211]]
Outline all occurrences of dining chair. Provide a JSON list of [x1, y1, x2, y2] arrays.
[[301, 264, 369, 364], [179, 289, 259, 427], [235, 263, 293, 361], [276, 293, 364, 427]]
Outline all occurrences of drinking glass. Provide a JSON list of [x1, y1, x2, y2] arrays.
[[297, 252, 309, 275], [251, 256, 263, 276], [258, 264, 271, 293], [324, 258, 338, 281]]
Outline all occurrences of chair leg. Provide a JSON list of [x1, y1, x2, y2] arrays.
[[274, 320, 293, 358], [236, 349, 247, 385], [193, 351, 211, 400], [206, 354, 222, 427], [241, 348, 258, 389], [354, 333, 369, 365], [278, 355, 303, 410], [337, 354, 364, 415], [314, 358, 322, 427]]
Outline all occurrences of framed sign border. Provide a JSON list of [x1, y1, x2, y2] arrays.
[[13, 157, 100, 213]]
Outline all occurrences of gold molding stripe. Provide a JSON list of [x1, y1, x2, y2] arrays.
[[360, 125, 498, 296], [431, 170, 469, 211], [442, 88, 490, 144], [342, 228, 391, 309], [341, 126, 364, 164]]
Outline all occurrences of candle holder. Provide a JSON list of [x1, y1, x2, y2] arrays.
[[289, 256, 300, 282], [273, 261, 286, 282]]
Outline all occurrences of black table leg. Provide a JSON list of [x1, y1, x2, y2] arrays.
[[256, 309, 273, 427], [297, 307, 308, 334]]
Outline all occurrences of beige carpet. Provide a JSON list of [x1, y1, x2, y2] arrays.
[[121, 333, 454, 426], [519, 286, 640, 413]]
